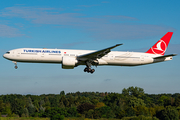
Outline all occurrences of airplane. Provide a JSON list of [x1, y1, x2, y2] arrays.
[[3, 32, 177, 74]]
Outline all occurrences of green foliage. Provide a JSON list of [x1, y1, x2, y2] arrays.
[[0, 100, 4, 113], [22, 108, 29, 117], [94, 106, 115, 118], [125, 107, 135, 117], [60, 91, 65, 97], [0, 86, 180, 119], [103, 93, 122, 107], [156, 106, 179, 120], [51, 114, 64, 120], [134, 105, 150, 116], [67, 107, 78, 117], [77, 103, 95, 114], [11, 98, 24, 116], [122, 86, 144, 98], [85, 109, 94, 118], [28, 103, 36, 116], [117, 110, 126, 119], [174, 95, 180, 107], [127, 96, 146, 107]]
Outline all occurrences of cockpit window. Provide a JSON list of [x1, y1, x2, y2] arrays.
[[6, 52, 10, 54]]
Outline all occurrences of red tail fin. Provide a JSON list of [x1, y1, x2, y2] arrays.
[[146, 32, 173, 55]]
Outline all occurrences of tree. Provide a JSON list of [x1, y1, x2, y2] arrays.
[[68, 95, 75, 106], [125, 107, 135, 117], [127, 96, 146, 107], [67, 107, 78, 117], [175, 95, 180, 107], [3, 102, 12, 116], [0, 100, 4, 113], [156, 106, 179, 120], [11, 98, 24, 116], [95, 102, 105, 109], [122, 86, 144, 98], [28, 103, 36, 116], [94, 106, 115, 118], [91, 99, 99, 105], [77, 103, 95, 114], [158, 95, 169, 106], [149, 107, 156, 117], [49, 96, 59, 107], [22, 108, 29, 117], [103, 93, 121, 107], [117, 110, 126, 119], [85, 109, 94, 118], [59, 95, 68, 107], [133, 105, 149, 116], [60, 91, 65, 97]]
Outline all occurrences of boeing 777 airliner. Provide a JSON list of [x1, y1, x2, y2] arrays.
[[3, 32, 177, 74]]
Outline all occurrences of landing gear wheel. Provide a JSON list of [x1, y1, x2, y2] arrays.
[[87, 68, 91, 73], [15, 66, 18, 69], [91, 69, 95, 74], [84, 68, 88, 72]]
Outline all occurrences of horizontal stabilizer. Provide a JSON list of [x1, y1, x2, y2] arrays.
[[153, 54, 177, 59]]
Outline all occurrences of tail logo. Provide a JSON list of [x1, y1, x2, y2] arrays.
[[151, 40, 167, 55]]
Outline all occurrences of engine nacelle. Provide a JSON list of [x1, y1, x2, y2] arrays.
[[62, 56, 77, 69]]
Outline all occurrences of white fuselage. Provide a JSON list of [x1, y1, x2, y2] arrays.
[[3, 48, 172, 67]]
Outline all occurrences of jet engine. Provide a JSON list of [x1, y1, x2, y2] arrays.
[[62, 56, 77, 69]]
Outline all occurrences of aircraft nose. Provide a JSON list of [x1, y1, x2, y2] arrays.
[[3, 54, 7, 59], [3, 54, 6, 58]]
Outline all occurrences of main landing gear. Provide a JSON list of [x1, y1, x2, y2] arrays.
[[84, 67, 95, 74], [13, 61, 18, 69], [84, 61, 96, 74]]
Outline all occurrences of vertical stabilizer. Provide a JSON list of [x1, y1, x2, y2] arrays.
[[146, 32, 173, 55]]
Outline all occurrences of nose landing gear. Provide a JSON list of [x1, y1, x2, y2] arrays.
[[13, 61, 18, 69]]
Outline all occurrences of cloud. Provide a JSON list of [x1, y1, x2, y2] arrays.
[[0, 24, 24, 37], [0, 6, 175, 40]]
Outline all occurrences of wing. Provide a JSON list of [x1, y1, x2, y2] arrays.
[[153, 54, 177, 59], [77, 44, 123, 61]]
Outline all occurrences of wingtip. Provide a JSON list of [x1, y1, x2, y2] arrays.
[[116, 44, 123, 46]]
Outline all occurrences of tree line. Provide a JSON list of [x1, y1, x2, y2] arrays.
[[0, 86, 180, 120]]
